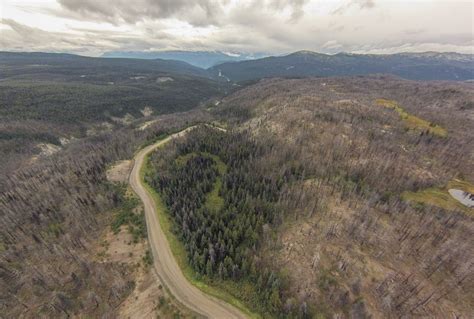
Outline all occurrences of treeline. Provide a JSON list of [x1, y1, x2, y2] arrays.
[[146, 127, 310, 317]]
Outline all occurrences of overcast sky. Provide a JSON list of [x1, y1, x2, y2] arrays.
[[0, 0, 472, 56]]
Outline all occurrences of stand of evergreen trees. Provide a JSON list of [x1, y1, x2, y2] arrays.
[[146, 127, 308, 317]]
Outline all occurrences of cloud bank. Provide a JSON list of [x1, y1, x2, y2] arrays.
[[1, 0, 472, 56]]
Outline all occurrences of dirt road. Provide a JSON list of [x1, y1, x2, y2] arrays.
[[129, 126, 247, 319]]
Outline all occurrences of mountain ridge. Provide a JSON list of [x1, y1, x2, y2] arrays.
[[101, 50, 268, 68], [0, 51, 210, 78], [210, 50, 474, 81]]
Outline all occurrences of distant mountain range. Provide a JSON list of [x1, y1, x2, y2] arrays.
[[0, 51, 210, 79], [101, 50, 268, 68], [209, 51, 474, 82], [3, 50, 473, 82]]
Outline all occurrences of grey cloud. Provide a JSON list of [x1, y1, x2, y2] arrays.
[[0, 19, 59, 44], [333, 0, 376, 15], [0, 19, 160, 55], [321, 40, 344, 52], [226, 5, 313, 49], [56, 0, 310, 27], [358, 0, 375, 9], [57, 0, 225, 26], [270, 0, 310, 21]]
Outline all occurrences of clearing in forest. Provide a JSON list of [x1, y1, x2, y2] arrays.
[[376, 99, 447, 137], [402, 179, 474, 215], [175, 151, 227, 212]]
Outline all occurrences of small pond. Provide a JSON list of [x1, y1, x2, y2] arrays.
[[448, 189, 474, 208]]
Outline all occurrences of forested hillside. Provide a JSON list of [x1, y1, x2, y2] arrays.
[[0, 52, 224, 178], [0, 53, 221, 124], [0, 53, 224, 318], [0, 109, 211, 317], [143, 75, 473, 318], [207, 76, 474, 317], [0, 52, 210, 78], [210, 51, 474, 82], [102, 50, 267, 68], [1, 50, 473, 318], [2, 0, 473, 316]]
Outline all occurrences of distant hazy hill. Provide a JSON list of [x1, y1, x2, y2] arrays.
[[209, 51, 474, 81], [102, 50, 267, 68], [0, 51, 210, 79]]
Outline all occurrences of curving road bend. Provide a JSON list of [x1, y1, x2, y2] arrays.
[[129, 126, 246, 319]]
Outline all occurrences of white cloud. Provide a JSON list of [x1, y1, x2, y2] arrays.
[[353, 42, 474, 55], [322, 40, 343, 50]]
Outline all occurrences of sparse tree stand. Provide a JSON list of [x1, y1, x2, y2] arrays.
[[0, 111, 209, 318]]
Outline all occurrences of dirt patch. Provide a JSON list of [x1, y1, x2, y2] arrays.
[[141, 107, 153, 117], [93, 184, 197, 319], [100, 228, 158, 318], [118, 269, 161, 318], [101, 227, 146, 263], [156, 77, 174, 83], [29, 143, 62, 164], [96, 226, 196, 318], [38, 143, 61, 155], [107, 160, 133, 183], [138, 120, 158, 131], [111, 113, 135, 125], [59, 137, 74, 145]]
